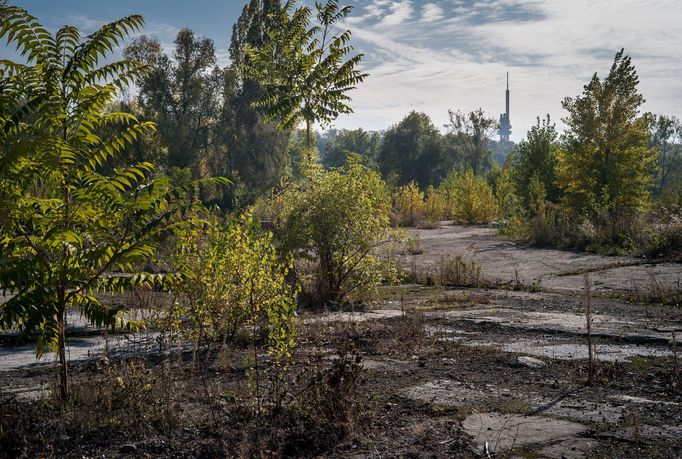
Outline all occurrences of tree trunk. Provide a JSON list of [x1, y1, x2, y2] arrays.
[[306, 120, 312, 160], [57, 299, 69, 403]]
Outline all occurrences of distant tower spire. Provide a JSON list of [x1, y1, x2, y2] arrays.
[[499, 72, 511, 142]]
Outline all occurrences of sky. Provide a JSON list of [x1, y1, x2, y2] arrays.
[[5, 0, 682, 142]]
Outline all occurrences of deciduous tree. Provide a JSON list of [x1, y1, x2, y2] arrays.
[[445, 109, 496, 175], [557, 50, 655, 218], [0, 8, 225, 401], [649, 114, 682, 199], [225, 0, 291, 204], [126, 30, 224, 173], [378, 111, 446, 187], [244, 0, 367, 150], [322, 128, 380, 169], [511, 115, 560, 208]]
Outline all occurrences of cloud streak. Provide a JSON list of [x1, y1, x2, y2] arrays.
[[332, 0, 682, 141]]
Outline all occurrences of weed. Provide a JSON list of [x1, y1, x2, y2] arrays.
[[439, 254, 482, 287], [498, 399, 532, 415], [404, 234, 424, 255]]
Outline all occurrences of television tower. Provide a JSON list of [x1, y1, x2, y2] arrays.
[[498, 73, 511, 142]]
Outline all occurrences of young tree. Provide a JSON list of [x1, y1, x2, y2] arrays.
[[394, 181, 425, 227], [378, 111, 446, 187], [445, 108, 497, 175], [244, 0, 368, 149], [557, 49, 655, 218], [439, 169, 498, 224], [511, 115, 561, 208], [0, 8, 224, 401], [170, 215, 297, 363]]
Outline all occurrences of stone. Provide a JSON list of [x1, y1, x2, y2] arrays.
[[511, 356, 546, 369]]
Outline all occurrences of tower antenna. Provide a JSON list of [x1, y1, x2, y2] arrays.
[[498, 73, 511, 142]]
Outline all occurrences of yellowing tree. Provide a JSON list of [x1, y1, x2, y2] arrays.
[[424, 186, 447, 224], [557, 50, 655, 219], [170, 216, 297, 363], [440, 169, 497, 224], [394, 181, 425, 226]]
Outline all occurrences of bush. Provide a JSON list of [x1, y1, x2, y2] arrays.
[[439, 255, 482, 287], [439, 169, 498, 224], [169, 215, 297, 362], [424, 185, 447, 226], [393, 181, 425, 226], [279, 157, 399, 306]]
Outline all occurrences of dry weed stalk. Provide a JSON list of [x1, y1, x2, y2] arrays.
[[584, 274, 594, 386], [672, 331, 679, 389]]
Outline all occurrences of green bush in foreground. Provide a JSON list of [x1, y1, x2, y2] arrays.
[[169, 215, 297, 363], [0, 7, 225, 402]]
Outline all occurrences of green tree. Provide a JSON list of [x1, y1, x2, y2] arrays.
[[126, 30, 224, 173], [244, 0, 367, 149], [649, 114, 682, 199], [322, 128, 380, 169], [557, 49, 655, 218], [0, 8, 224, 401], [225, 0, 291, 205], [445, 108, 497, 175], [378, 111, 446, 187], [280, 157, 398, 305], [511, 115, 560, 208]]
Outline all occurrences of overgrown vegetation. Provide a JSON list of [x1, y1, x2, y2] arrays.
[[169, 215, 297, 363], [1, 0, 682, 457], [0, 8, 224, 401], [277, 158, 400, 306]]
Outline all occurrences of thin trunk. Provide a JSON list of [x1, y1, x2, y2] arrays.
[[57, 296, 69, 403], [250, 279, 260, 415], [306, 120, 312, 157]]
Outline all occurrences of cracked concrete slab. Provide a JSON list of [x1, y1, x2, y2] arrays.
[[462, 412, 587, 453]]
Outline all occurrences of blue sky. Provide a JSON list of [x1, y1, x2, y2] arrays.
[[6, 0, 682, 141]]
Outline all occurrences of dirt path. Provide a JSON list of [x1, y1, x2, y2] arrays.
[[400, 224, 682, 294]]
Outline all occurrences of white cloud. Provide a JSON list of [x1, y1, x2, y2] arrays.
[[379, 1, 415, 27], [420, 3, 444, 22]]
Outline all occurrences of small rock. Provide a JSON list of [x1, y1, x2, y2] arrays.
[[511, 356, 546, 369]]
